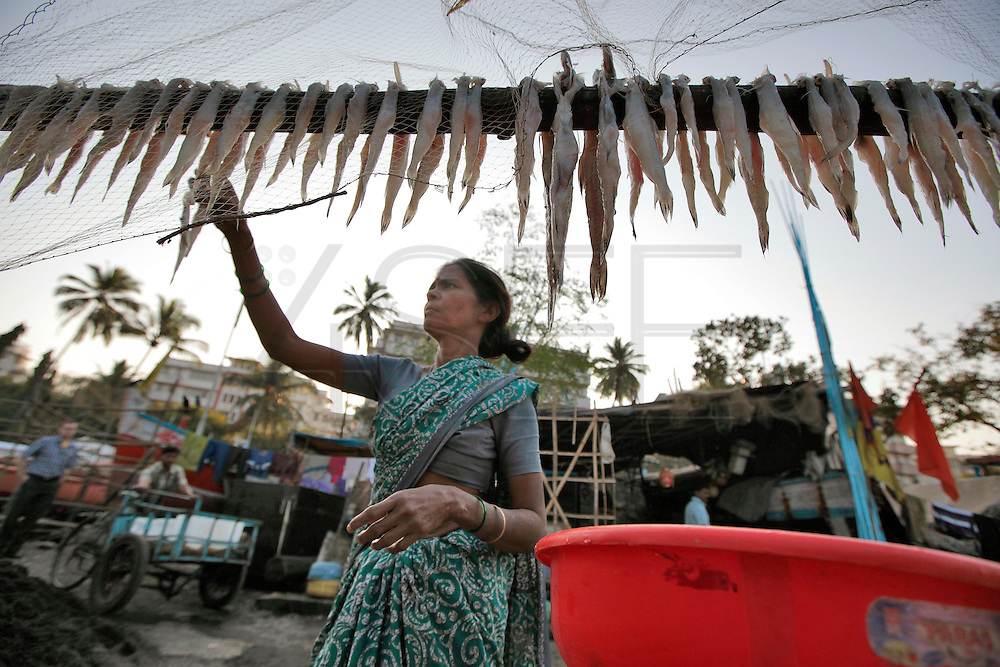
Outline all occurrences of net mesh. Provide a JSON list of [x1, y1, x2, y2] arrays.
[[0, 0, 998, 270]]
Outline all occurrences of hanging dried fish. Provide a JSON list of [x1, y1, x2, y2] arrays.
[[302, 82, 353, 201], [347, 80, 399, 226], [106, 79, 167, 191], [594, 67, 621, 296], [674, 75, 701, 164], [580, 123, 604, 300], [864, 80, 909, 164], [73, 80, 160, 200], [546, 71, 584, 326], [752, 71, 817, 207], [944, 86, 1000, 227], [243, 82, 292, 209], [513, 76, 543, 241], [122, 129, 165, 226], [908, 146, 947, 243], [739, 132, 769, 252], [269, 81, 325, 186], [381, 132, 410, 232], [726, 77, 754, 184], [459, 76, 486, 207], [883, 137, 924, 224], [704, 76, 737, 181], [163, 80, 231, 198], [622, 76, 672, 221], [804, 133, 858, 238], [208, 82, 263, 178], [891, 78, 955, 206], [694, 130, 724, 215], [854, 134, 902, 231], [658, 74, 677, 165], [446, 75, 470, 201], [381, 65, 409, 231], [403, 134, 445, 227], [676, 130, 698, 227], [407, 78, 445, 184], [919, 82, 973, 188], [0, 81, 62, 181], [328, 82, 374, 213], [10, 86, 87, 201]]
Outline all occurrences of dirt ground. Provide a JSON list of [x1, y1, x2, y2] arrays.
[[2, 540, 568, 666]]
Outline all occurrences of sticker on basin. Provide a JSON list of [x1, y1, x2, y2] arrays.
[[867, 597, 1000, 666]]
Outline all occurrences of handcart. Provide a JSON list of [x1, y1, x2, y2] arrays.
[[49, 490, 261, 614]]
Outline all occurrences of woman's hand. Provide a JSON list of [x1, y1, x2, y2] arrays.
[[189, 175, 241, 235], [348, 485, 476, 554]]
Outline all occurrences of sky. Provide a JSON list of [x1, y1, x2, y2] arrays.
[[0, 1, 997, 452]]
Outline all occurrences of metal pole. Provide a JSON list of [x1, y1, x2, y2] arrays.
[[780, 192, 885, 541]]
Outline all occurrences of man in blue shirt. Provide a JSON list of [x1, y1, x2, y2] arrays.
[[684, 482, 712, 526], [0, 422, 80, 558]]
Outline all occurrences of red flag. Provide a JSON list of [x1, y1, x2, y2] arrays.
[[848, 364, 878, 429], [893, 389, 959, 501]]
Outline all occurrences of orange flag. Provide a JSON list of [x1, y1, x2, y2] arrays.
[[893, 389, 959, 501], [848, 364, 878, 428]]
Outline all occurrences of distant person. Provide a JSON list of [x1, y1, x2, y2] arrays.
[[135, 445, 194, 501], [684, 483, 712, 525], [0, 422, 80, 558]]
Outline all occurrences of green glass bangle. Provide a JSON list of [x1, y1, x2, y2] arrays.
[[236, 264, 264, 283], [241, 279, 270, 299], [472, 496, 488, 533]]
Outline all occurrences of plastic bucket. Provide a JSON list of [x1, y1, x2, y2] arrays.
[[306, 561, 342, 599], [535, 525, 1000, 666]]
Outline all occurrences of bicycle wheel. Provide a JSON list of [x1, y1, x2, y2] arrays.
[[198, 562, 249, 609], [50, 519, 109, 590], [89, 534, 150, 614]]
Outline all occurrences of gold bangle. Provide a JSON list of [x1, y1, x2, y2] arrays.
[[484, 505, 506, 544]]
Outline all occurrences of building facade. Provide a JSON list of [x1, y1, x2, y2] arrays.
[[142, 357, 350, 439]]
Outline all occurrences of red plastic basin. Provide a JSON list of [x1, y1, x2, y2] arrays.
[[535, 525, 1000, 666]]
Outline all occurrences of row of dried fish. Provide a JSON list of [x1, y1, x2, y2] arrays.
[[1, 68, 999, 300], [510, 52, 1000, 323]]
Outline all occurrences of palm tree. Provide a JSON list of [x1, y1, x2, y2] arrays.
[[71, 360, 135, 432], [227, 360, 303, 449], [54, 264, 144, 359], [593, 337, 650, 406], [334, 277, 398, 352], [133, 296, 205, 378]]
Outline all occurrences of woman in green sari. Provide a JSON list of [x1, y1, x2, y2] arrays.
[[202, 179, 549, 666]]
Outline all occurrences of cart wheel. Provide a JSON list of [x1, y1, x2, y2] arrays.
[[89, 534, 150, 614], [198, 562, 248, 609], [50, 520, 108, 590]]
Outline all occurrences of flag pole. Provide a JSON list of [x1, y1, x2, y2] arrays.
[[777, 189, 885, 541]]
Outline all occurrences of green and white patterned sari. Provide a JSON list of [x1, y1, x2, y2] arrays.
[[311, 356, 548, 667]]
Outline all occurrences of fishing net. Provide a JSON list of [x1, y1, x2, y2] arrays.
[[0, 0, 998, 271]]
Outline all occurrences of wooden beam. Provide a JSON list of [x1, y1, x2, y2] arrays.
[[4, 80, 996, 137]]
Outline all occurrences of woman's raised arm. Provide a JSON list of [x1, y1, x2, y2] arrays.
[[193, 176, 347, 390]]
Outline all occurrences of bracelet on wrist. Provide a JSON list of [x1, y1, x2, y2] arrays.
[[241, 279, 270, 299], [236, 264, 265, 283], [484, 505, 507, 544], [472, 496, 488, 533]]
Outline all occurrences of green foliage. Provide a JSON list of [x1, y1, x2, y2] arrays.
[[334, 276, 398, 353], [519, 344, 593, 407], [54, 264, 144, 355], [68, 360, 135, 433], [0, 323, 26, 358], [874, 301, 1000, 441], [226, 359, 303, 450], [475, 203, 605, 404], [691, 315, 819, 389], [593, 337, 649, 405]]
